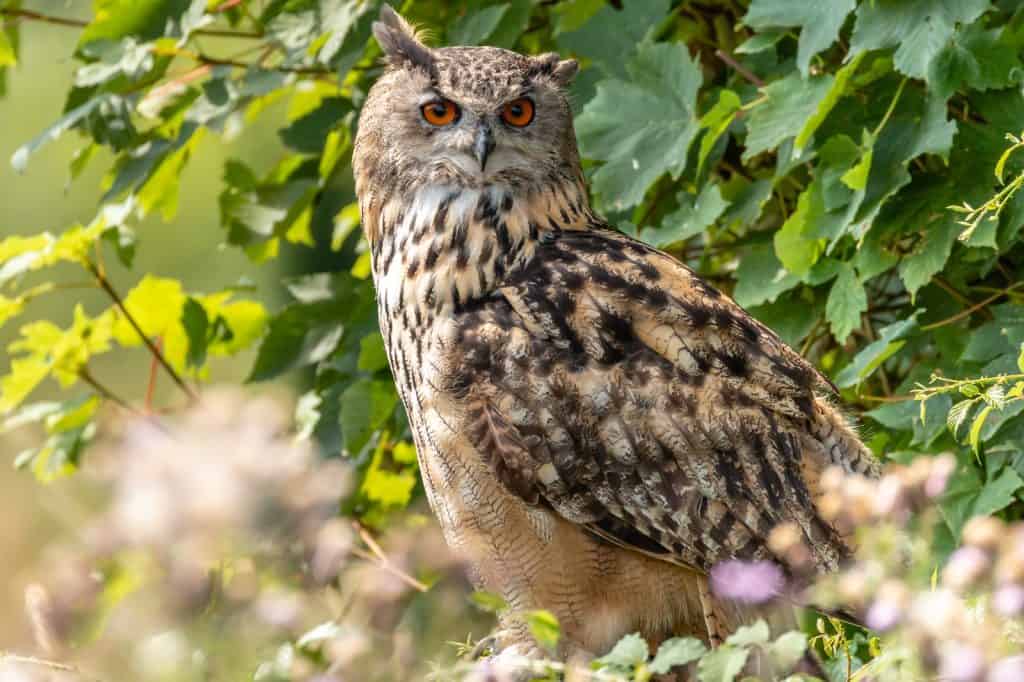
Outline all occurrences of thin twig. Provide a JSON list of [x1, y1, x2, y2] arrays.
[[78, 367, 146, 417], [873, 77, 907, 138], [165, 47, 331, 75], [931, 276, 974, 308], [0, 652, 104, 682], [921, 282, 1024, 331], [858, 394, 915, 403], [87, 264, 199, 403], [715, 49, 763, 87], [352, 522, 429, 593], [145, 336, 162, 413], [0, 7, 262, 38]]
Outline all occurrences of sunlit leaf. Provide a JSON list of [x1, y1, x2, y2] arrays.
[[523, 610, 560, 653]]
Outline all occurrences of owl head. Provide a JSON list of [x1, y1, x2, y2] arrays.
[[354, 5, 580, 198]]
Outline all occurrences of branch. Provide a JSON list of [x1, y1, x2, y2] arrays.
[[78, 367, 145, 417], [921, 282, 1024, 331], [0, 7, 263, 38], [352, 522, 429, 593], [0, 653, 104, 682], [87, 264, 199, 404], [715, 49, 764, 87]]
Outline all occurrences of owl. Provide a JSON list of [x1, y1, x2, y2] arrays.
[[353, 5, 879, 662]]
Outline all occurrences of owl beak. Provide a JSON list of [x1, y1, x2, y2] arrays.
[[473, 124, 496, 172]]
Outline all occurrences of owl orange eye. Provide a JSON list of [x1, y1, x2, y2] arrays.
[[501, 97, 535, 127], [421, 99, 459, 126]]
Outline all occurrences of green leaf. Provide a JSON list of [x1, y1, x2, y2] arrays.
[[744, 0, 856, 77], [841, 148, 872, 191], [357, 332, 388, 373], [930, 23, 1024, 98], [735, 29, 786, 55], [0, 25, 16, 68], [469, 591, 508, 614], [577, 41, 702, 211], [340, 379, 398, 453], [595, 632, 649, 671], [834, 315, 919, 388], [743, 72, 832, 161], [486, 0, 532, 49], [795, 53, 865, 151], [697, 90, 741, 175], [267, 0, 369, 64], [248, 303, 345, 382], [825, 263, 867, 344], [111, 275, 185, 347], [220, 159, 319, 253], [748, 294, 820, 348], [639, 184, 729, 248], [295, 621, 342, 650], [969, 404, 993, 453], [697, 645, 750, 682], [181, 297, 209, 370], [948, 398, 977, 439], [18, 422, 96, 482], [556, 0, 670, 78], [733, 244, 802, 308], [11, 95, 113, 172], [973, 466, 1024, 517], [774, 188, 825, 275], [360, 433, 416, 507], [649, 637, 706, 675], [849, 0, 991, 84], [725, 620, 770, 647], [524, 610, 560, 653], [279, 97, 352, 153], [79, 0, 191, 47], [294, 390, 322, 441], [769, 632, 808, 670], [898, 214, 960, 297], [74, 38, 156, 88], [449, 4, 509, 46], [721, 179, 773, 229]]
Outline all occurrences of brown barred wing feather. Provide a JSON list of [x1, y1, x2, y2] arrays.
[[452, 228, 877, 575]]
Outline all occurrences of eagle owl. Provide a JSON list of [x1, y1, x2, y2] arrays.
[[353, 5, 879, 660]]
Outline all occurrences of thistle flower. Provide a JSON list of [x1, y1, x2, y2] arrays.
[[710, 560, 785, 604]]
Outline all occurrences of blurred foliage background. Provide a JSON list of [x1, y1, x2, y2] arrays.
[[0, 0, 1023, 680]]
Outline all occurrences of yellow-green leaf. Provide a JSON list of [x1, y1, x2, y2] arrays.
[[524, 610, 560, 653], [0, 29, 16, 68], [111, 275, 186, 346], [969, 404, 993, 453], [0, 357, 51, 413]]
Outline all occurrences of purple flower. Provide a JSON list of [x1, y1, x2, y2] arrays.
[[925, 455, 956, 499], [989, 656, 1024, 682], [710, 560, 784, 604], [994, 585, 1024, 616], [865, 599, 902, 632], [940, 644, 985, 682]]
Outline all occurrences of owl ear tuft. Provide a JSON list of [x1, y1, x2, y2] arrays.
[[551, 59, 579, 87], [530, 54, 579, 88], [373, 5, 436, 77]]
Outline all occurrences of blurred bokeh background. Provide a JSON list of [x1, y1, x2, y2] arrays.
[[0, 0, 288, 654]]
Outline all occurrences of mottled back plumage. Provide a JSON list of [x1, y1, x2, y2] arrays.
[[354, 5, 879, 658]]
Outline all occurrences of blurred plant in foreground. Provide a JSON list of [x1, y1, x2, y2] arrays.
[[1, 389, 478, 682], [4, 393, 1024, 682]]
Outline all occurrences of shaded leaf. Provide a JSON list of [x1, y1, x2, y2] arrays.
[[744, 0, 856, 77], [577, 41, 702, 210], [649, 637, 706, 674]]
